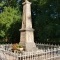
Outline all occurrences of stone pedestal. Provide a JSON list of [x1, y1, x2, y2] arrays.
[[19, 0, 37, 51]]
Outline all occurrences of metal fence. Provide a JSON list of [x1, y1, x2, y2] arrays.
[[0, 43, 60, 60]]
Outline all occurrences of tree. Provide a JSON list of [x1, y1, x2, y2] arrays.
[[31, 0, 60, 44], [0, 6, 21, 42], [0, 0, 60, 44]]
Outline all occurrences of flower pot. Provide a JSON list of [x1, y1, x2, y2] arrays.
[[17, 48, 23, 51]]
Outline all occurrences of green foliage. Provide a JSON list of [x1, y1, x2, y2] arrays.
[[5, 0, 18, 7], [0, 7, 19, 28], [32, 0, 60, 44], [0, 6, 21, 42], [0, 0, 60, 44], [0, 1, 5, 6], [0, 30, 5, 38]]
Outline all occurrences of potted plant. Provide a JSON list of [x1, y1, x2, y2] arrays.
[[12, 43, 23, 51], [12, 43, 18, 50], [17, 44, 23, 51]]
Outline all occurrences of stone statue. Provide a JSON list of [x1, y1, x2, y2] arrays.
[[20, 0, 37, 51]]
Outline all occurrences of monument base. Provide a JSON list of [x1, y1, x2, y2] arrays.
[[19, 42, 38, 51], [25, 42, 38, 51]]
